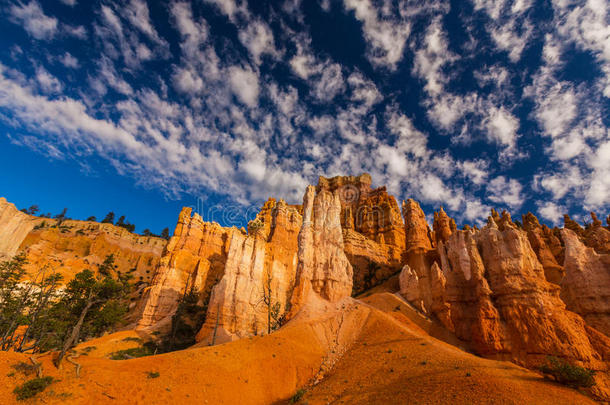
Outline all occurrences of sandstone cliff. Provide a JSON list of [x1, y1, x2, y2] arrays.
[[318, 174, 405, 294], [196, 199, 301, 344], [0, 197, 165, 287], [0, 197, 41, 260], [288, 185, 353, 317], [136, 207, 234, 332], [561, 228, 610, 336], [399, 210, 610, 398]]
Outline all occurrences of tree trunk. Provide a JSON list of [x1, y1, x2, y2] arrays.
[[210, 303, 220, 346], [56, 297, 94, 367]]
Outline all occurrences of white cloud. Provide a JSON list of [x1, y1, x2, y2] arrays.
[[487, 176, 523, 208], [473, 0, 534, 62], [313, 63, 345, 101], [171, 1, 209, 60], [238, 19, 279, 65], [464, 198, 491, 223], [9, 1, 58, 40], [59, 53, 80, 69], [98, 56, 134, 96], [458, 160, 489, 186], [413, 18, 456, 96], [229, 66, 260, 107], [172, 67, 204, 94], [344, 0, 411, 68], [483, 106, 519, 149], [553, 0, 610, 97], [537, 201, 565, 225], [35, 66, 63, 94], [59, 0, 77, 5], [586, 139, 610, 207]]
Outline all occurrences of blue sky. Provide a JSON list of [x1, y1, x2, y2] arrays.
[[0, 0, 608, 233]]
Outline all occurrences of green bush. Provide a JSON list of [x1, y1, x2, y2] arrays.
[[540, 356, 596, 388], [146, 371, 160, 379], [109, 345, 154, 360], [290, 388, 306, 403], [13, 376, 54, 401]]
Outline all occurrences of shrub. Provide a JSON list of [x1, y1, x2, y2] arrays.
[[121, 337, 143, 343], [540, 356, 596, 388], [13, 377, 54, 401], [147, 371, 160, 379], [11, 362, 36, 376], [109, 345, 154, 360], [290, 388, 306, 403]]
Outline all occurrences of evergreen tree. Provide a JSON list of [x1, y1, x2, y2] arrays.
[[86, 216, 96, 222], [54, 208, 68, 227], [55, 269, 129, 366], [101, 212, 115, 224], [160, 228, 170, 240], [98, 254, 115, 277]]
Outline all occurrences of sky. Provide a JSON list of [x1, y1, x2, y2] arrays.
[[0, 0, 608, 234]]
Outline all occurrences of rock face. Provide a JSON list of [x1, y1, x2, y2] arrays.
[[136, 208, 234, 332], [288, 185, 353, 317], [561, 229, 610, 336], [399, 211, 610, 397], [582, 212, 610, 254], [0, 197, 40, 260], [522, 212, 564, 284], [0, 197, 165, 285], [196, 199, 301, 344], [319, 174, 405, 294]]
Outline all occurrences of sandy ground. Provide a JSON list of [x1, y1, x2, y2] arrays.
[[0, 293, 598, 405]]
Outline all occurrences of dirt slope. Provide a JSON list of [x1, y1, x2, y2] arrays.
[[295, 293, 596, 405], [0, 295, 597, 405]]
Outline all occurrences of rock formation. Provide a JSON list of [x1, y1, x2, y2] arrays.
[[399, 210, 610, 397], [432, 206, 455, 245], [0, 197, 41, 260], [522, 212, 564, 284], [318, 174, 405, 294], [196, 199, 301, 344], [136, 207, 235, 332], [0, 197, 165, 286], [561, 229, 610, 336], [288, 185, 353, 317], [582, 212, 610, 254]]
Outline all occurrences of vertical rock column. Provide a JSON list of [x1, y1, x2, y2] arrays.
[[289, 185, 353, 317]]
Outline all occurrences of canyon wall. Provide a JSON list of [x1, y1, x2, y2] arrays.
[[195, 199, 302, 344], [136, 207, 235, 332], [288, 185, 353, 318], [0, 197, 165, 288], [399, 207, 610, 398], [316, 174, 405, 294], [0, 197, 41, 260]]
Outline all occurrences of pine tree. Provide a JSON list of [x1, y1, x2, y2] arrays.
[[160, 228, 170, 240], [101, 212, 115, 224]]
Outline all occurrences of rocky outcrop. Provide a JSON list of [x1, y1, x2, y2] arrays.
[[475, 220, 605, 366], [0, 197, 41, 260], [582, 212, 610, 254], [318, 174, 405, 294], [136, 208, 234, 332], [522, 212, 564, 284], [432, 206, 455, 245], [288, 185, 353, 317], [561, 229, 610, 336], [196, 199, 301, 344], [0, 197, 165, 286], [399, 212, 610, 398]]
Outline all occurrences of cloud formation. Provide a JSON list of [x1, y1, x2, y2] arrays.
[[0, 0, 608, 227]]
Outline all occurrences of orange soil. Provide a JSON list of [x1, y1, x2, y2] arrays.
[[0, 293, 597, 405], [296, 293, 596, 405]]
